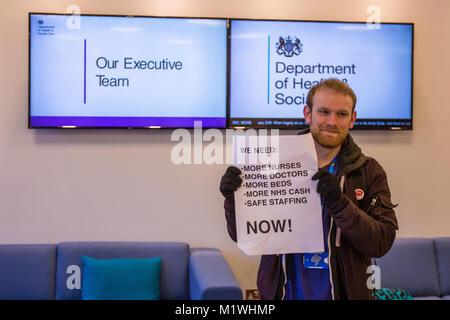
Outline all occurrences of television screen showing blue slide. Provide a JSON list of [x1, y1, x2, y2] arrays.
[[29, 14, 228, 128], [229, 19, 413, 129]]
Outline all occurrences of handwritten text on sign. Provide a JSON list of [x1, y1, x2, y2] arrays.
[[234, 134, 324, 255]]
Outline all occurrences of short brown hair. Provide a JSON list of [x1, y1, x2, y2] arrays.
[[306, 78, 357, 112]]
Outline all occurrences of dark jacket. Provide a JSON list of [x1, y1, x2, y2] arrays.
[[224, 131, 398, 300]]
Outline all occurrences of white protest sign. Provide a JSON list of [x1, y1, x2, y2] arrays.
[[233, 133, 324, 256]]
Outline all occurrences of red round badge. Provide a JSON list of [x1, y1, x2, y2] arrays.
[[355, 189, 364, 200]]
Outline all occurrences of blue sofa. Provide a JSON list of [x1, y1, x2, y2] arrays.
[[374, 237, 450, 300], [0, 242, 243, 300]]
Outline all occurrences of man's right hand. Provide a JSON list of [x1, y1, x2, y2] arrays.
[[219, 166, 243, 197]]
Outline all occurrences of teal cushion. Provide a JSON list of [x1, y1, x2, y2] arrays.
[[81, 256, 161, 300], [372, 288, 413, 300]]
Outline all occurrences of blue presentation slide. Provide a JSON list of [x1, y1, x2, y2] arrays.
[[229, 20, 413, 127], [29, 14, 228, 127]]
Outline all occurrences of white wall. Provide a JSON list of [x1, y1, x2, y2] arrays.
[[1, 0, 449, 292]]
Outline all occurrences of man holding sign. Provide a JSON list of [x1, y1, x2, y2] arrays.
[[220, 79, 398, 300]]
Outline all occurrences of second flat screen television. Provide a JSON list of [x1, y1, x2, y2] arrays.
[[29, 14, 228, 128], [229, 19, 413, 130]]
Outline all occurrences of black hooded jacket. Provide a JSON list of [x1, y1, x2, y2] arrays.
[[224, 130, 398, 299]]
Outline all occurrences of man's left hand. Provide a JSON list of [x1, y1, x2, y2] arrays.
[[312, 171, 342, 208]]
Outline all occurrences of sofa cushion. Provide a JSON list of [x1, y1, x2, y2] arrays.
[[434, 238, 450, 296], [81, 256, 161, 300], [56, 242, 189, 300], [375, 238, 440, 297], [0, 244, 56, 300]]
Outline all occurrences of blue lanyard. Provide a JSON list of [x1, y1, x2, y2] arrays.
[[328, 156, 338, 175]]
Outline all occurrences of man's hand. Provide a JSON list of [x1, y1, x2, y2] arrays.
[[312, 170, 342, 208], [220, 166, 243, 197]]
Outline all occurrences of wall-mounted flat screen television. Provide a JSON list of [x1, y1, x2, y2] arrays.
[[29, 13, 228, 128], [229, 19, 413, 130]]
